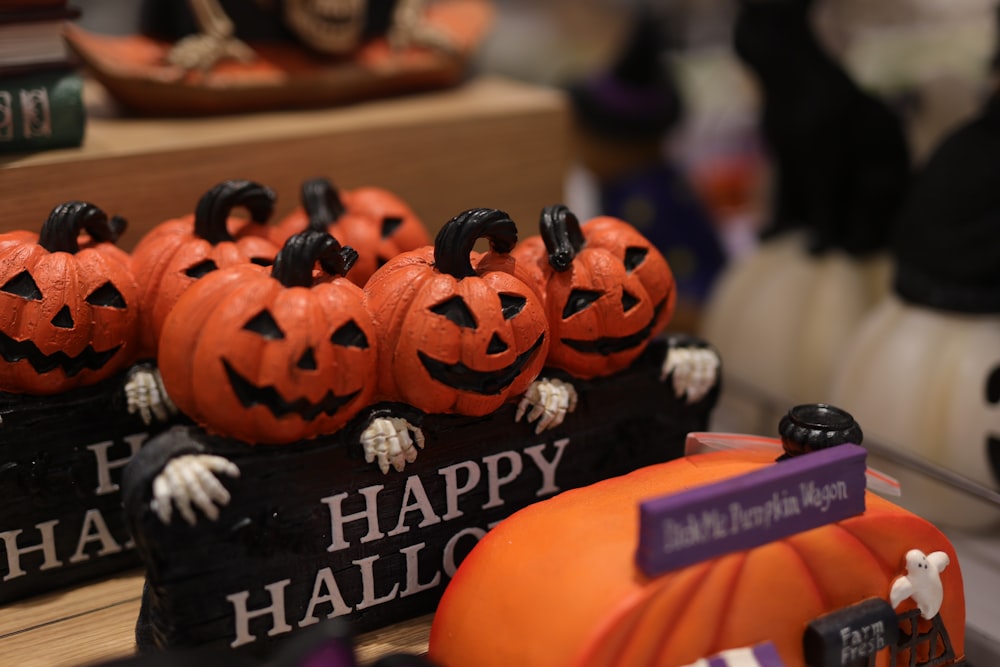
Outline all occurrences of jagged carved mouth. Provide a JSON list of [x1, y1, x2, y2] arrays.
[[223, 360, 359, 420], [418, 334, 545, 395], [560, 299, 667, 356], [0, 329, 121, 376]]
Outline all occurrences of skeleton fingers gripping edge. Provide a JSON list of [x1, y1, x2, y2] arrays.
[[151, 454, 240, 526], [516, 377, 578, 434], [125, 364, 178, 426], [660, 341, 720, 405], [361, 416, 425, 474]]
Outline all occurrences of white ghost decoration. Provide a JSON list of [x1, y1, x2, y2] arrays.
[[890, 548, 950, 619]]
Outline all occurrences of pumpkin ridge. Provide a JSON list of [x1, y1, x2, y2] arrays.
[[371, 262, 435, 394], [777, 537, 831, 613], [619, 559, 718, 662], [161, 266, 262, 423], [702, 551, 750, 657], [828, 513, 899, 580]]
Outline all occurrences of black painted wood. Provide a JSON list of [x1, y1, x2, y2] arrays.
[[0, 368, 174, 603], [125, 338, 719, 658]]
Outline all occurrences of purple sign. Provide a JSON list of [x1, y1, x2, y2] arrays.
[[680, 641, 787, 667], [637, 444, 867, 577]]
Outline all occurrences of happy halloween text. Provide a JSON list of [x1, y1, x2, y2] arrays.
[[0, 434, 145, 582], [224, 438, 570, 648]]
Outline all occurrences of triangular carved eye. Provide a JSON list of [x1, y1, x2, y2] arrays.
[[381, 216, 404, 239], [624, 247, 648, 273], [621, 290, 640, 313], [86, 282, 126, 308], [51, 305, 75, 329], [499, 293, 526, 320], [1, 270, 42, 301], [331, 320, 369, 349], [562, 289, 601, 319], [431, 296, 477, 329], [243, 310, 284, 339], [185, 259, 218, 278]]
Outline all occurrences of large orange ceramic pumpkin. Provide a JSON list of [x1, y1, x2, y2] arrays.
[[512, 205, 675, 379], [0, 202, 140, 395], [274, 177, 430, 286], [364, 208, 548, 416], [131, 180, 280, 357], [429, 448, 965, 667], [159, 230, 376, 444]]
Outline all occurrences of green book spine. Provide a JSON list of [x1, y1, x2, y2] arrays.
[[0, 67, 85, 154]]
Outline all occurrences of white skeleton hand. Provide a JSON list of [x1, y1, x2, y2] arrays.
[[125, 366, 178, 425], [388, 0, 457, 53], [660, 345, 720, 405], [361, 417, 425, 474], [150, 454, 240, 526], [166, 32, 255, 71], [515, 378, 578, 434]]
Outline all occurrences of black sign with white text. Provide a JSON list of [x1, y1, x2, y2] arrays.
[[124, 339, 719, 658], [0, 369, 174, 603]]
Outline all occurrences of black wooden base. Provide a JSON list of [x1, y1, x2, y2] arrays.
[[0, 368, 172, 603], [125, 338, 719, 658]]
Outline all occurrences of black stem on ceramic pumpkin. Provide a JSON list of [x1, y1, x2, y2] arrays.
[[193, 180, 276, 245], [434, 208, 518, 279], [540, 204, 585, 272], [38, 201, 127, 254], [272, 230, 358, 287], [301, 177, 347, 231]]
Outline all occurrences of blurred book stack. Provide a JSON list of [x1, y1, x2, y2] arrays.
[[0, 0, 84, 154]]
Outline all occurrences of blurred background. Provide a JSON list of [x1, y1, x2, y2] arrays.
[[72, 0, 1000, 268]]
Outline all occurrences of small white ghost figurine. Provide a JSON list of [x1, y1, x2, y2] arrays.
[[890, 549, 951, 619]]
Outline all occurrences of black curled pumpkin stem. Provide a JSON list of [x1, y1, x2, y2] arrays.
[[39, 201, 127, 254], [194, 180, 276, 245], [300, 177, 347, 231], [434, 208, 518, 279], [272, 230, 358, 287], [540, 204, 585, 272]]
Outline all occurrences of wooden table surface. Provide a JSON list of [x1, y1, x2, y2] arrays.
[[0, 569, 432, 667]]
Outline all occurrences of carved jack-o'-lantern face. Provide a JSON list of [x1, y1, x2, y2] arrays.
[[159, 231, 376, 444], [0, 202, 139, 395], [131, 180, 280, 358], [274, 178, 430, 286], [512, 205, 675, 379], [365, 208, 549, 416]]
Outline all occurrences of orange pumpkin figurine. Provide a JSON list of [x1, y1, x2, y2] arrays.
[[430, 408, 967, 667], [513, 204, 676, 378], [511, 204, 719, 434], [361, 207, 549, 472], [131, 179, 281, 358], [273, 177, 431, 287], [0, 201, 140, 395], [159, 229, 377, 445]]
